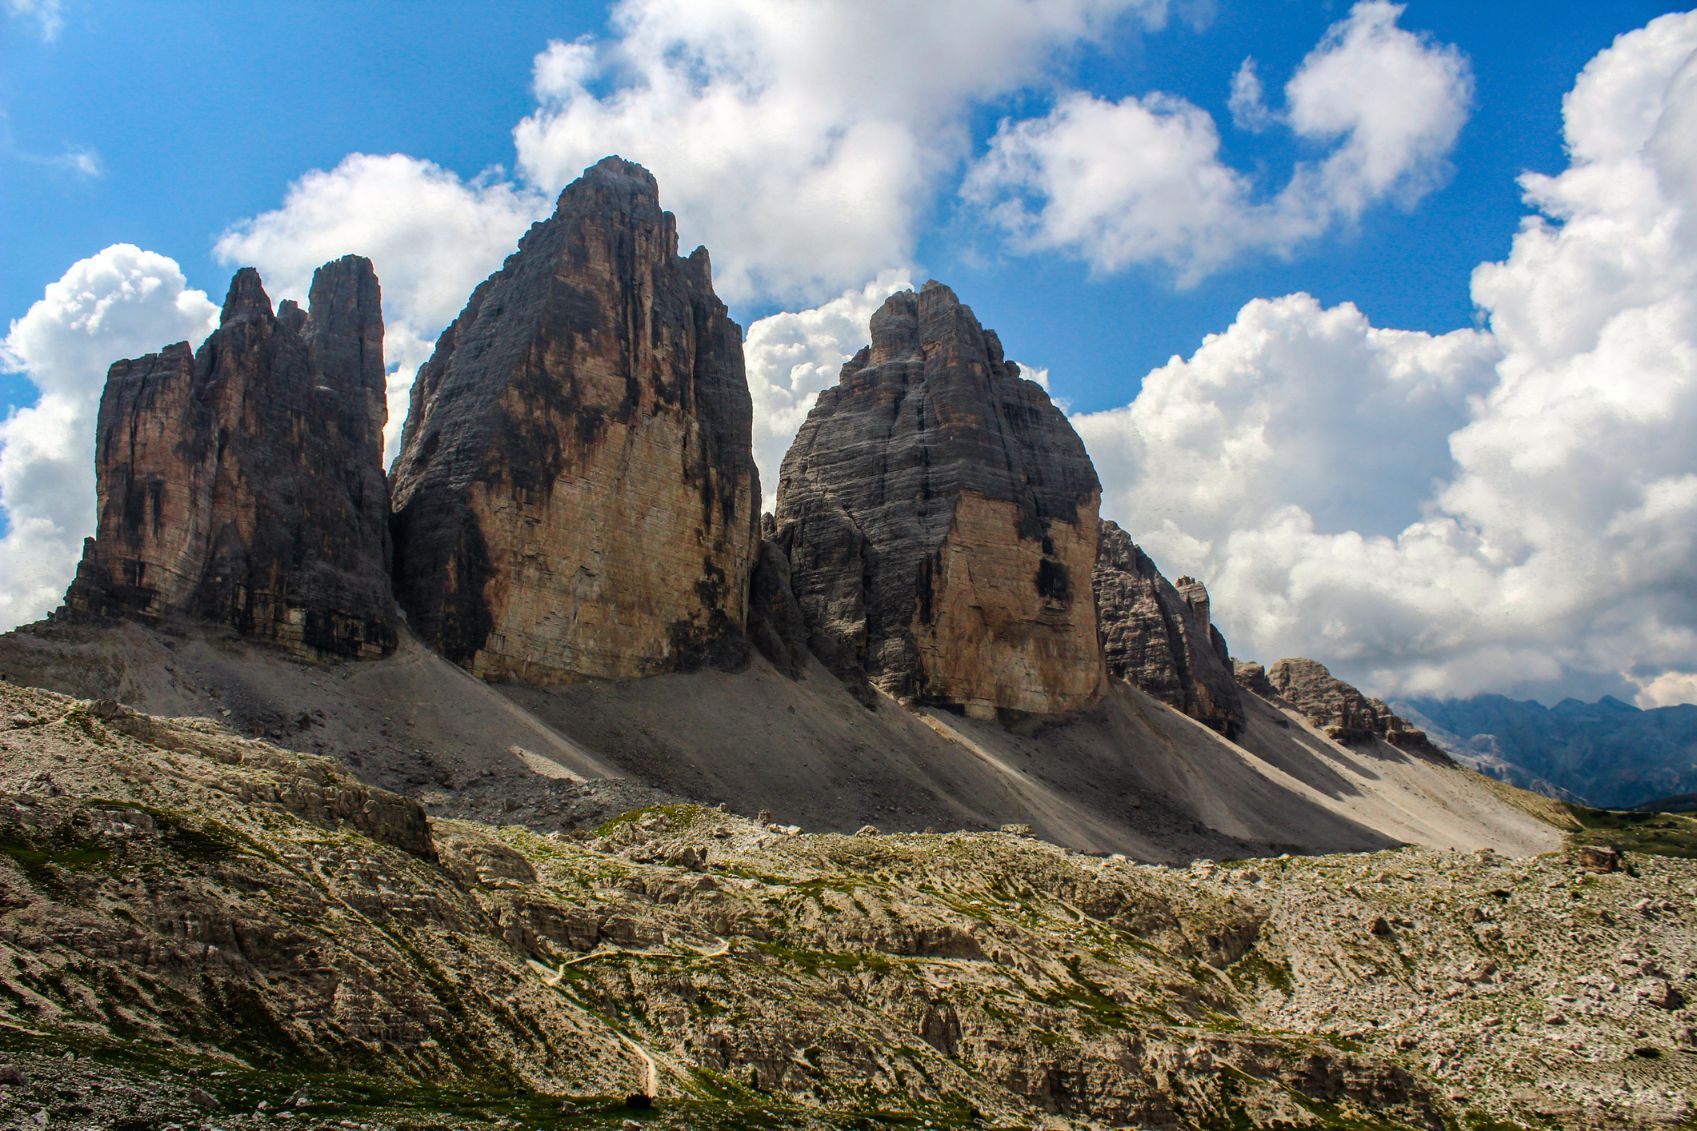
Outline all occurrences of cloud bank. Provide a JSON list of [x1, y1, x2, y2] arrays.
[[1076, 10, 1697, 705], [513, 0, 1171, 304], [0, 245, 217, 628], [964, 1, 1472, 281]]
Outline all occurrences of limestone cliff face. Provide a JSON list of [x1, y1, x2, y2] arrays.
[[1257, 657, 1446, 757], [774, 282, 1104, 717], [1093, 520, 1243, 737], [63, 258, 396, 658], [389, 157, 759, 684]]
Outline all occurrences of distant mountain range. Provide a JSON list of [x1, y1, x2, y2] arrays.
[[1396, 694, 1697, 809]]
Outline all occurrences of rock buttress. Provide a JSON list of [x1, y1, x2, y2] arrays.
[[1093, 519, 1244, 737], [1257, 657, 1447, 757], [388, 157, 759, 684], [774, 281, 1104, 718], [63, 257, 397, 658]]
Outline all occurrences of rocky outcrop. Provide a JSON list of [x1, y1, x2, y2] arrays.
[[389, 157, 759, 685], [1259, 657, 1445, 756], [1094, 520, 1243, 737], [1233, 661, 1280, 701], [62, 258, 396, 658], [774, 282, 1104, 718]]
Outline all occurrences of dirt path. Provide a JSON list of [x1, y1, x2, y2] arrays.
[[526, 937, 730, 1097]]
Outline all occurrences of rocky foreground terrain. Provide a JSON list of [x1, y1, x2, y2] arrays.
[[2, 677, 1693, 1130]]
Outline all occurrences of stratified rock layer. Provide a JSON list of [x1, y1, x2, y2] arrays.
[[389, 157, 759, 684], [775, 282, 1103, 717], [1093, 520, 1243, 736], [63, 258, 396, 658], [1261, 657, 1445, 756]]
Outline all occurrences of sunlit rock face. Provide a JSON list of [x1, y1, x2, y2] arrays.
[[775, 281, 1104, 718], [64, 256, 397, 658], [389, 157, 759, 684]]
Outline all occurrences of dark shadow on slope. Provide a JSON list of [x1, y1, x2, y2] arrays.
[[507, 659, 1401, 861]]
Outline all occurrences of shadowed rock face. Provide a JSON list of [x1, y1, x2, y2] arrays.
[[63, 257, 396, 658], [389, 157, 759, 684], [1093, 520, 1244, 737], [774, 281, 1104, 718], [747, 516, 812, 681], [1258, 657, 1446, 757]]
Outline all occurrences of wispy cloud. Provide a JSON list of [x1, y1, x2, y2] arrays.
[[31, 144, 102, 178], [4, 0, 64, 41], [0, 111, 103, 180]]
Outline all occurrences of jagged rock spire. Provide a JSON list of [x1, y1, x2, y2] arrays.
[[388, 156, 760, 684], [64, 257, 397, 657]]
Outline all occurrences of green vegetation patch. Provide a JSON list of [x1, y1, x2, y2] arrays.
[[1227, 951, 1295, 996], [0, 1027, 1011, 1129], [752, 939, 897, 975], [1569, 806, 1697, 859], [594, 804, 708, 838], [0, 829, 111, 887]]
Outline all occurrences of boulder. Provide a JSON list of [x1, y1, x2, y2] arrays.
[[63, 257, 396, 658], [389, 157, 760, 684], [774, 281, 1104, 718]]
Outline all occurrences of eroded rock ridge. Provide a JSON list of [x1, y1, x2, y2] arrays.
[[63, 257, 396, 658], [389, 157, 760, 684], [1255, 657, 1446, 756], [774, 281, 1104, 717], [1094, 519, 1244, 736]]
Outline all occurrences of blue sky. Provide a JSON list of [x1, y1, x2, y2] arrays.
[[3, 1, 1697, 709], [1, 2, 1675, 407]]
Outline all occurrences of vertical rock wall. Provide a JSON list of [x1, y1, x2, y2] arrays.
[[64, 258, 397, 657], [388, 157, 759, 684], [775, 282, 1104, 717]]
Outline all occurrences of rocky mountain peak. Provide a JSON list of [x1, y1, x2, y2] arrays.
[[1257, 656, 1445, 757], [775, 282, 1103, 718], [566, 154, 663, 212], [1093, 520, 1244, 736], [389, 157, 759, 685], [63, 258, 397, 657], [218, 266, 272, 324]]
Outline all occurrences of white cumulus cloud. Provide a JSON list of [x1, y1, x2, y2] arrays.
[[1077, 10, 1697, 706], [512, 0, 1170, 304], [964, 1, 1472, 281], [0, 245, 217, 631]]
